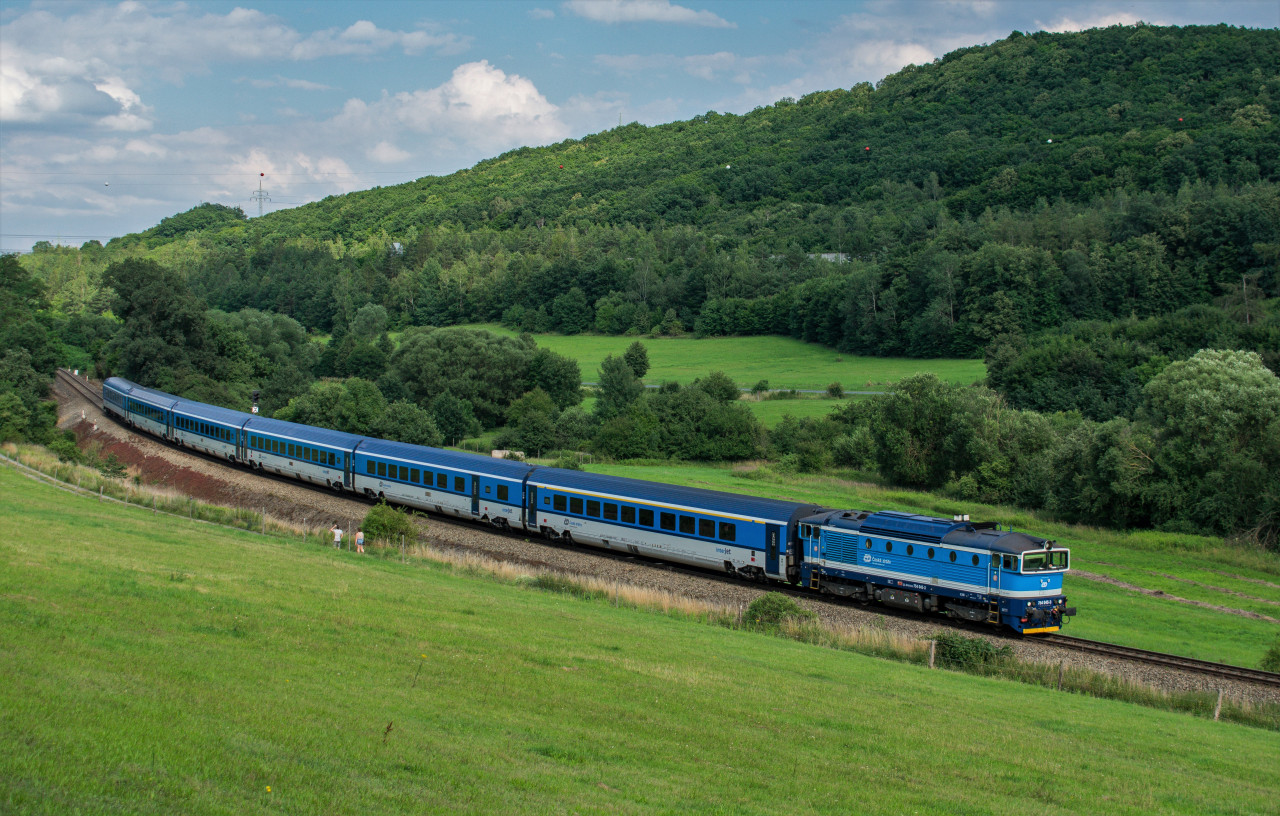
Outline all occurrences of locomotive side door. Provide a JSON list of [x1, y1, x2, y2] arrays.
[[988, 553, 1001, 596]]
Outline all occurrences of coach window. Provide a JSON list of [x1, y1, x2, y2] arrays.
[[603, 503, 618, 521], [719, 522, 736, 542], [399, 466, 408, 481], [679, 516, 695, 535], [454, 476, 465, 492], [698, 518, 714, 538], [949, 552, 956, 563], [621, 506, 635, 524], [423, 471, 433, 485], [437, 473, 447, 489], [367, 462, 376, 475], [554, 495, 567, 512], [639, 508, 654, 527], [586, 500, 600, 517], [484, 485, 491, 495], [570, 497, 583, 515], [865, 538, 872, 548], [497, 485, 509, 501], [660, 512, 675, 531], [288, 443, 296, 457], [330, 453, 337, 467], [377, 462, 387, 477]]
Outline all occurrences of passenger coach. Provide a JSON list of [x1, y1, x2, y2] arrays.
[[528, 467, 823, 581]]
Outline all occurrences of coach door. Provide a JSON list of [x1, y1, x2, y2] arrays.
[[471, 476, 480, 516], [525, 484, 537, 529], [342, 453, 351, 488], [765, 524, 781, 577]]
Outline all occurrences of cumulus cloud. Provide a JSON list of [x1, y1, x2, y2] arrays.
[[331, 60, 570, 152], [564, 0, 735, 28]]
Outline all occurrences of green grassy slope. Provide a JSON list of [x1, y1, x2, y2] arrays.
[[2, 466, 1277, 815]]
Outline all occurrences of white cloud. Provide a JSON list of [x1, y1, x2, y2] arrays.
[[529, 8, 556, 20], [563, 0, 735, 28], [369, 141, 411, 163], [331, 60, 570, 152]]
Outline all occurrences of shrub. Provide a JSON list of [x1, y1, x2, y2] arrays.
[[933, 632, 1012, 671], [1261, 636, 1280, 673], [746, 592, 816, 629], [826, 382, 844, 398], [361, 499, 418, 544], [96, 452, 127, 479]]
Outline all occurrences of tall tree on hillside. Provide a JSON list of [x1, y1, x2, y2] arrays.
[[102, 258, 212, 388]]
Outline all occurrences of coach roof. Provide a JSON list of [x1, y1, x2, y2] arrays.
[[357, 437, 536, 480], [531, 466, 814, 523]]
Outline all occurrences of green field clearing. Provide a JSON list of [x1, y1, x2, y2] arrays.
[[466, 324, 986, 390], [582, 461, 1280, 668], [2, 465, 1277, 815]]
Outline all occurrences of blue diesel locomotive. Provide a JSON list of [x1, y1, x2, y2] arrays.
[[102, 376, 1075, 633]]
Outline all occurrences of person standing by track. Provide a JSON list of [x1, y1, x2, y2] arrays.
[[330, 523, 343, 549]]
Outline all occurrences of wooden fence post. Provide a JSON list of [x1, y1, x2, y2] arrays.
[[1057, 661, 1065, 691], [1214, 688, 1224, 721], [928, 640, 936, 669]]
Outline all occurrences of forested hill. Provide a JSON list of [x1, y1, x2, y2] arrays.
[[146, 24, 1278, 242], [63, 25, 1280, 363]]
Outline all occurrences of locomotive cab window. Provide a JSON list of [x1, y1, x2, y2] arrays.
[[1023, 551, 1069, 571], [1003, 555, 1016, 570]]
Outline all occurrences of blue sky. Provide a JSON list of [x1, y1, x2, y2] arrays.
[[2, 0, 1277, 253]]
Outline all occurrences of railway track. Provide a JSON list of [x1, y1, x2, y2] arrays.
[[1044, 634, 1280, 687], [57, 368, 103, 408], [55, 370, 1280, 691]]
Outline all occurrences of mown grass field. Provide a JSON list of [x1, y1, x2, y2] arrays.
[[3, 466, 1278, 815], [468, 324, 986, 390], [582, 462, 1280, 669]]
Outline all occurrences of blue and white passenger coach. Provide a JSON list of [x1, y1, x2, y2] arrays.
[[528, 468, 823, 580], [353, 439, 533, 527], [799, 510, 1075, 633]]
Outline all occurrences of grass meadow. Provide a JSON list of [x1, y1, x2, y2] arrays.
[[3, 465, 1279, 815], [582, 461, 1280, 669], [467, 324, 986, 390]]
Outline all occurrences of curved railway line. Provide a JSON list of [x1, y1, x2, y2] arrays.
[[52, 369, 1280, 693]]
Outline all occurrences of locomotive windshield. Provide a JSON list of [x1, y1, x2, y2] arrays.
[[1022, 551, 1069, 571]]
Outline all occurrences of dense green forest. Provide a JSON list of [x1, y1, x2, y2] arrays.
[[7, 24, 1280, 545]]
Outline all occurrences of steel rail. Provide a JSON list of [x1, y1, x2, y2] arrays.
[[1044, 634, 1280, 687]]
